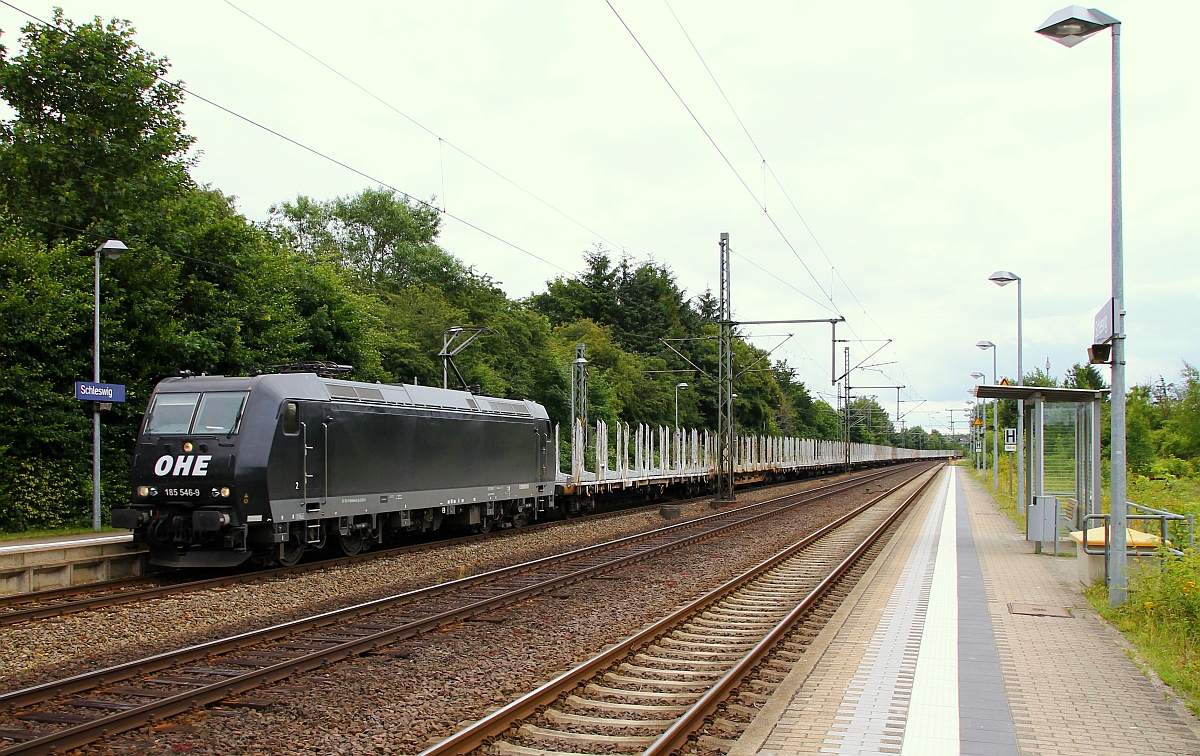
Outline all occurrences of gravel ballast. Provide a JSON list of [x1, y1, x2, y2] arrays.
[[63, 466, 931, 755]]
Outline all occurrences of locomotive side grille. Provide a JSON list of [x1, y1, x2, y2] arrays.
[[327, 384, 358, 400], [489, 399, 531, 416]]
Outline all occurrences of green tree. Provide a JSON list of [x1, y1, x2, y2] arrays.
[[0, 12, 384, 530], [773, 363, 839, 439], [0, 11, 193, 243], [1065, 363, 1107, 390], [269, 188, 451, 290], [843, 396, 895, 444], [530, 249, 703, 355]]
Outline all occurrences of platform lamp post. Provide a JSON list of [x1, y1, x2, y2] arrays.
[[964, 399, 973, 468], [989, 271, 1024, 514], [92, 239, 127, 531], [970, 375, 984, 471], [1036, 5, 1126, 606], [977, 340, 999, 490]]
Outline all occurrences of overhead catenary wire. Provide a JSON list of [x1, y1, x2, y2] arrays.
[[603, 0, 839, 317], [661, 1, 909, 374], [220, 0, 628, 257], [0, 0, 571, 276]]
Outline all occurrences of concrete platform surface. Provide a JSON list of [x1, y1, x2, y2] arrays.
[[731, 465, 1200, 756], [0, 532, 131, 554]]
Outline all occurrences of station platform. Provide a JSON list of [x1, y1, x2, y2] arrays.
[[0, 531, 131, 554], [731, 465, 1200, 755], [0, 531, 143, 595]]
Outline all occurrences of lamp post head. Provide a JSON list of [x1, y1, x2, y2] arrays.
[[95, 239, 128, 260], [971, 372, 985, 380], [676, 382, 689, 389], [1036, 6, 1119, 47], [976, 340, 996, 351], [988, 270, 1020, 287]]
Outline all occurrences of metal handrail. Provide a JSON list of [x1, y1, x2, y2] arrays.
[[1080, 512, 1189, 562], [1129, 501, 1195, 550]]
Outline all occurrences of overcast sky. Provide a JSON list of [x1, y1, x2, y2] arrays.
[[2, 0, 1195, 434]]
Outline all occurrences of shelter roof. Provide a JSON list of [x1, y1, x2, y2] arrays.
[[973, 385, 1108, 403]]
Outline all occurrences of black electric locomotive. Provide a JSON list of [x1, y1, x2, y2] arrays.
[[113, 372, 557, 568]]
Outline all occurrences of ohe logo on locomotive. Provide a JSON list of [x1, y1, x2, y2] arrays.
[[153, 455, 213, 477]]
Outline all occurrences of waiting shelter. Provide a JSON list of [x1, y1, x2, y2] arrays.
[[973, 385, 1105, 554]]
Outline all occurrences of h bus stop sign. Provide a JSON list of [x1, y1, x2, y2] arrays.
[[75, 382, 126, 403]]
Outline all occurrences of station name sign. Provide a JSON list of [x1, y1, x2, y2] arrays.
[[1093, 298, 1115, 345], [75, 381, 126, 403]]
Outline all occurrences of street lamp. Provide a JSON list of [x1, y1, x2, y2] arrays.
[[674, 382, 689, 431], [989, 270, 1024, 516], [92, 239, 127, 531], [1036, 5, 1127, 607], [977, 341, 999, 490], [970, 375, 984, 471]]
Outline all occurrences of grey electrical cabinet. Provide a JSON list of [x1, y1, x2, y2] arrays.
[[1027, 495, 1059, 542]]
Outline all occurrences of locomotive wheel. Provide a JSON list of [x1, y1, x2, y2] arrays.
[[278, 537, 305, 568], [473, 516, 494, 534], [337, 528, 365, 556]]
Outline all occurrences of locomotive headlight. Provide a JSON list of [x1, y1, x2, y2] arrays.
[[137, 486, 150, 497], [149, 487, 158, 497], [183, 441, 194, 453], [220, 487, 231, 498]]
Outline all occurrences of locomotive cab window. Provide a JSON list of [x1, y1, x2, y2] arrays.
[[193, 392, 249, 434], [144, 392, 249, 435], [282, 402, 299, 435], [144, 393, 200, 435]]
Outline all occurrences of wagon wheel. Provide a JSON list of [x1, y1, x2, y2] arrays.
[[278, 536, 305, 567], [337, 528, 365, 556]]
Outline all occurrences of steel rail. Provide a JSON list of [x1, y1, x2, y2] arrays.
[[0, 463, 902, 624], [0, 465, 932, 755], [0, 499, 674, 621], [645, 464, 943, 755], [416, 463, 943, 756], [0, 575, 157, 610], [0, 463, 914, 708]]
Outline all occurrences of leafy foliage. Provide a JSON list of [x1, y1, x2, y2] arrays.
[[0, 10, 930, 532], [0, 11, 193, 243]]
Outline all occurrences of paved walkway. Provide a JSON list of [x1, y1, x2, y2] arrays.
[[731, 465, 1200, 755]]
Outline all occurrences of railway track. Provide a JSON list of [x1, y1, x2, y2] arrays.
[[418, 463, 944, 756], [0, 466, 890, 627], [0, 462, 932, 754], [0, 493, 716, 627]]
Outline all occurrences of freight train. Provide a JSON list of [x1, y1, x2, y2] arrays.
[[114, 369, 953, 568]]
